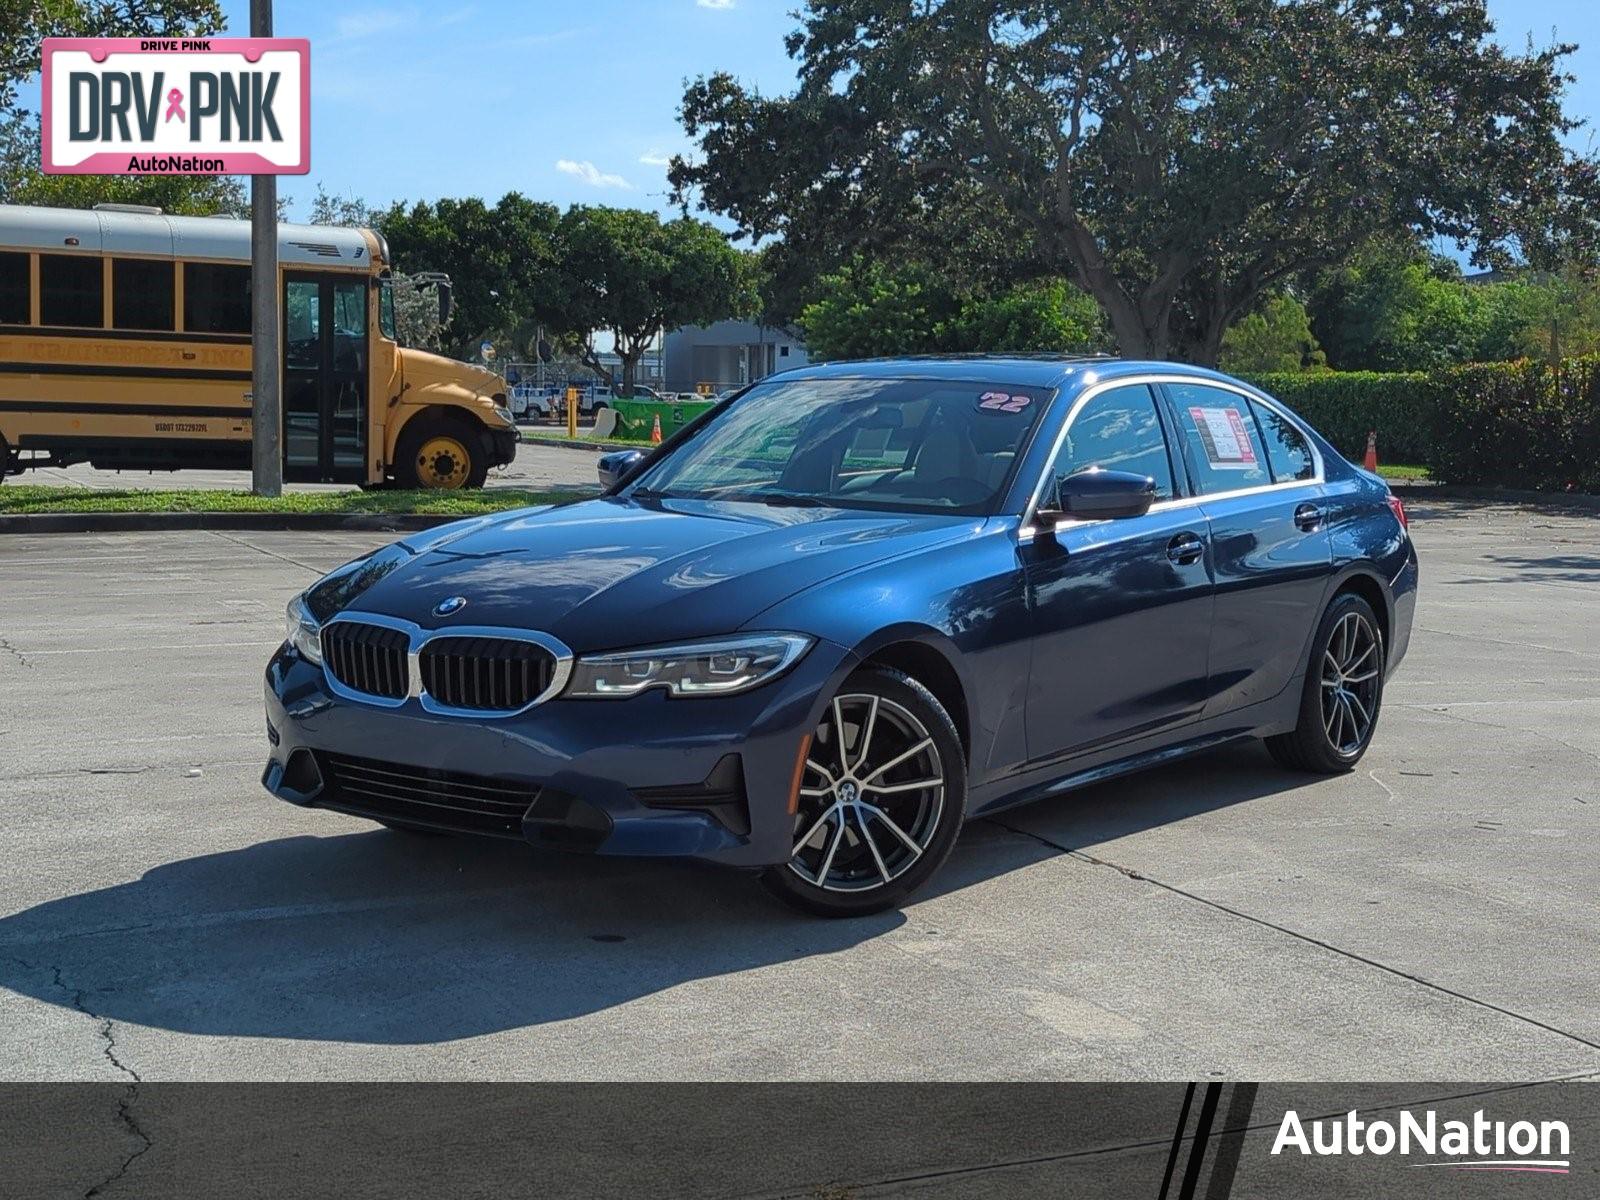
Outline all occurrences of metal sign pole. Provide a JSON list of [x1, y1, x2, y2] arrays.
[[248, 0, 282, 496]]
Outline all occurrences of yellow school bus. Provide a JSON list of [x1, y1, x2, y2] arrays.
[[0, 203, 518, 488]]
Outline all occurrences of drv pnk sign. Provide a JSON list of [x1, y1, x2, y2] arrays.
[[41, 38, 309, 175]]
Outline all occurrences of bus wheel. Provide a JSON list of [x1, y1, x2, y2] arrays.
[[394, 417, 488, 490]]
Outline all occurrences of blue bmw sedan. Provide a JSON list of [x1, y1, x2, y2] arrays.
[[264, 357, 1417, 916]]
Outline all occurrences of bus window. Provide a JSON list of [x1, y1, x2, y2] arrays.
[[184, 262, 250, 333], [112, 259, 176, 331], [378, 277, 396, 341], [39, 253, 103, 327], [0, 252, 27, 324]]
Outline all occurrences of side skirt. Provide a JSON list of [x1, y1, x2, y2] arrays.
[[967, 682, 1304, 820]]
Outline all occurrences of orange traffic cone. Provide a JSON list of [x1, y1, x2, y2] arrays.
[[1363, 430, 1379, 472], [650, 412, 663, 445]]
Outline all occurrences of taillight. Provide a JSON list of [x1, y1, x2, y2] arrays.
[[1386, 493, 1408, 532]]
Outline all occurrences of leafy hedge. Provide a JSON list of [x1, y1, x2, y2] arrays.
[[1245, 359, 1600, 492], [1242, 371, 1435, 464]]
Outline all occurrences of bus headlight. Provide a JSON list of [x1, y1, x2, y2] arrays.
[[564, 634, 812, 698], [285, 594, 323, 665]]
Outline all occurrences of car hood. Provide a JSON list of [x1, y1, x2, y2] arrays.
[[343, 496, 981, 651]]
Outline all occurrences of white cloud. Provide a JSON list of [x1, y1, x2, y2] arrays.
[[556, 159, 634, 190], [333, 9, 416, 40], [639, 149, 674, 167], [697, 0, 736, 9]]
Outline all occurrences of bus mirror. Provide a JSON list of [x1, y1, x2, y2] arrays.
[[436, 281, 453, 326]]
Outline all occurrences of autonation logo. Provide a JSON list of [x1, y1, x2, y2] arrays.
[[1273, 1108, 1571, 1174]]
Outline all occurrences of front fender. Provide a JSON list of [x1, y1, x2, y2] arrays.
[[747, 522, 1033, 784]]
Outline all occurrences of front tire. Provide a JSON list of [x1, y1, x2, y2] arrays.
[[1266, 592, 1385, 773], [762, 666, 967, 917], [393, 415, 490, 490]]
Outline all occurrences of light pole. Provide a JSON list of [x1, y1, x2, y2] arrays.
[[248, 0, 282, 496]]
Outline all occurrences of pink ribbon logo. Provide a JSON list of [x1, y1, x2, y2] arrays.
[[164, 88, 185, 123]]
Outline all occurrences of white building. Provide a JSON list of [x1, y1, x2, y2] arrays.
[[663, 320, 809, 393]]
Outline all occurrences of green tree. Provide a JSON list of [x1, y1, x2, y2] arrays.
[[1220, 294, 1325, 374], [377, 193, 565, 360], [674, 1, 1596, 366], [943, 280, 1107, 356], [557, 206, 755, 395], [799, 259, 958, 361], [1, 1, 232, 211], [799, 260, 1108, 360], [1306, 243, 1579, 370]]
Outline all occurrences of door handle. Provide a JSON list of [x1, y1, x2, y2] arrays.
[[1293, 502, 1324, 531], [1166, 532, 1205, 565]]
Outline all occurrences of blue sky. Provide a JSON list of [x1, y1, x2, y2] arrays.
[[39, 1, 1600, 224], [214, 0, 803, 219]]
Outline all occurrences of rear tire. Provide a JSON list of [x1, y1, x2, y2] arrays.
[[1265, 591, 1385, 773], [393, 415, 490, 490], [761, 665, 967, 918]]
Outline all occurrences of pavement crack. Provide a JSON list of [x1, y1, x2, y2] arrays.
[[206, 530, 324, 576], [0, 637, 35, 669], [9, 956, 151, 1196], [983, 818, 1600, 1057], [1401, 702, 1600, 765]]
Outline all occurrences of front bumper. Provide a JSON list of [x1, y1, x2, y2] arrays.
[[487, 426, 518, 468], [262, 636, 852, 868]]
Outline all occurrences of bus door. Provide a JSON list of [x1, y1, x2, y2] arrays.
[[283, 273, 368, 482]]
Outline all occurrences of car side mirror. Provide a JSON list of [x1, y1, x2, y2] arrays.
[[598, 449, 646, 490], [1036, 469, 1156, 526]]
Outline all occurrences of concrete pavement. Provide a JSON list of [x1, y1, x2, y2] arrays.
[[0, 497, 1596, 1081]]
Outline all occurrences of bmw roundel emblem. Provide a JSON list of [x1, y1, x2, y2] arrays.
[[433, 596, 468, 617]]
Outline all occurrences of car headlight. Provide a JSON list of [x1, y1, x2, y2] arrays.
[[564, 634, 812, 699], [285, 594, 323, 665], [492, 404, 515, 425]]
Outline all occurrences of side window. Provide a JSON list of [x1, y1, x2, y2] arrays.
[[112, 259, 176, 331], [1249, 397, 1316, 482], [184, 263, 251, 333], [1167, 384, 1272, 494], [0, 251, 29, 324], [39, 253, 103, 327], [1051, 384, 1176, 501]]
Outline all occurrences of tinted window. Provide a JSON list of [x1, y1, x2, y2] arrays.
[[1249, 397, 1316, 482], [184, 262, 251, 333], [39, 253, 103, 327], [112, 258, 175, 331], [1051, 384, 1176, 501], [1167, 383, 1272, 494], [0, 251, 28, 324], [634, 377, 1052, 514]]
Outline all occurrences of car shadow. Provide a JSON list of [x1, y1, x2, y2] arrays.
[[0, 745, 1312, 1046]]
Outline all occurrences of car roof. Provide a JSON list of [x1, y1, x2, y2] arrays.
[[766, 355, 1247, 391]]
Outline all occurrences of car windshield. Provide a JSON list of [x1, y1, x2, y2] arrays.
[[630, 376, 1054, 513]]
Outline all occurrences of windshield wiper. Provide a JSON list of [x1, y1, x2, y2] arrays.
[[728, 491, 831, 508]]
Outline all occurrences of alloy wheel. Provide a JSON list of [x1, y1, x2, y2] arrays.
[[1320, 611, 1380, 755], [787, 693, 946, 893]]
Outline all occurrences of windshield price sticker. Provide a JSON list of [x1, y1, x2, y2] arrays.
[[41, 37, 310, 175], [1189, 405, 1258, 469], [977, 391, 1032, 413]]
